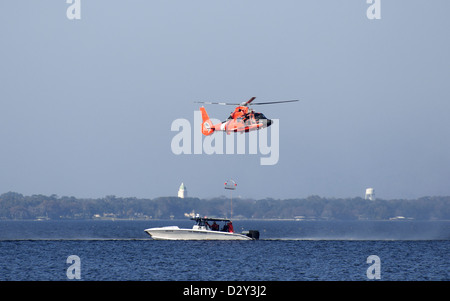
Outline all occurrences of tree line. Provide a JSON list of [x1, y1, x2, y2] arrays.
[[0, 191, 449, 220]]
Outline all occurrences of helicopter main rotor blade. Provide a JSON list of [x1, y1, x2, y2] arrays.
[[240, 97, 256, 106], [194, 101, 241, 105], [195, 99, 299, 106], [249, 100, 299, 105]]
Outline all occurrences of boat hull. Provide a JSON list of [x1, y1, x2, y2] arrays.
[[144, 226, 253, 241]]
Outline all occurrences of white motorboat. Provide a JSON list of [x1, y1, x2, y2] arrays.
[[144, 216, 259, 241]]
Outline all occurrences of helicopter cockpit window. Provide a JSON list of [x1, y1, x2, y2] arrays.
[[254, 113, 267, 120]]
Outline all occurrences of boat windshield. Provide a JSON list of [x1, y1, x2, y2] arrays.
[[194, 218, 207, 227], [191, 217, 233, 232]]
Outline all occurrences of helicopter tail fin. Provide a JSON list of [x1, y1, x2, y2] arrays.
[[200, 106, 215, 136]]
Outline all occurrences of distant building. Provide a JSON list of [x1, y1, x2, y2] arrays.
[[178, 182, 187, 198], [365, 188, 375, 201], [184, 210, 196, 218]]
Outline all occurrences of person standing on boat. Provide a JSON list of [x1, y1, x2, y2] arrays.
[[227, 221, 234, 233]]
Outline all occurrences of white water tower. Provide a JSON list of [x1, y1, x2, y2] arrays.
[[224, 179, 237, 219], [365, 188, 375, 201]]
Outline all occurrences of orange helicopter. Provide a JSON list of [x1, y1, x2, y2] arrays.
[[196, 97, 298, 136]]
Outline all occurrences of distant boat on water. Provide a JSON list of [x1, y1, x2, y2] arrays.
[[144, 215, 259, 241]]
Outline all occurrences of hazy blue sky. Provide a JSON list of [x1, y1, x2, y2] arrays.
[[1, 1, 449, 200]]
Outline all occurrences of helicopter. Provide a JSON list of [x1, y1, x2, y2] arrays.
[[195, 97, 298, 136]]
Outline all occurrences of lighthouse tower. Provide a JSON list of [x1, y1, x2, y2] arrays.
[[178, 182, 187, 198]]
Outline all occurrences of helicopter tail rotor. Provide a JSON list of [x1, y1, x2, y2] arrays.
[[200, 106, 215, 136]]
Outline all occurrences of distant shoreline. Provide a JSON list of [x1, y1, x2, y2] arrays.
[[1, 192, 449, 221]]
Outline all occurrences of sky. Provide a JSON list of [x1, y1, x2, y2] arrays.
[[1, 0, 449, 200]]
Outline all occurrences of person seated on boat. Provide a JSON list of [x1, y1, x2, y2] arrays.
[[211, 221, 219, 231], [227, 221, 234, 233], [221, 223, 228, 232], [205, 221, 211, 230]]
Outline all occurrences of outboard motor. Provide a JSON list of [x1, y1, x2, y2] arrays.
[[243, 230, 260, 240]]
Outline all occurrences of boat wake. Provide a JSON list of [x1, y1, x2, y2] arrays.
[[0, 238, 151, 242]]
